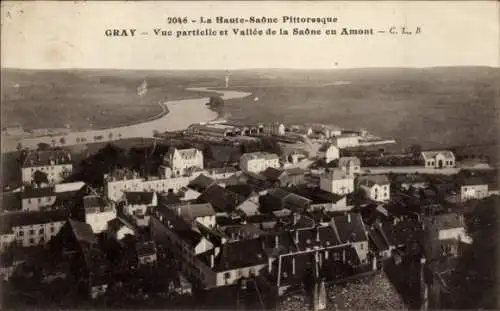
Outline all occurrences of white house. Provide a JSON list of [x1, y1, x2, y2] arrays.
[[421, 151, 455, 169], [20, 186, 57, 212], [170, 202, 217, 228], [458, 177, 489, 201], [164, 148, 204, 177], [332, 135, 360, 149], [239, 152, 280, 173], [358, 175, 391, 202], [337, 157, 361, 177], [264, 123, 286, 136], [21, 150, 73, 185], [319, 168, 355, 195], [123, 191, 158, 217], [318, 144, 340, 163], [83, 195, 116, 234], [107, 218, 135, 241], [104, 169, 196, 202], [0, 210, 67, 249]]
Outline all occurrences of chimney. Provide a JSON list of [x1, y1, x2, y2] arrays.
[[275, 235, 279, 248], [268, 257, 272, 273], [210, 253, 215, 268], [177, 207, 181, 216], [347, 213, 351, 223], [293, 213, 299, 225]]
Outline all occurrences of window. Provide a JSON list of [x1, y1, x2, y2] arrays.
[[360, 243, 364, 250], [29, 229, 35, 235], [28, 199, 32, 204], [38, 198, 41, 203], [46, 197, 51, 202], [224, 272, 231, 280], [39, 228, 44, 234], [50, 227, 55, 233], [29, 238, 34, 244], [19, 231, 24, 236]]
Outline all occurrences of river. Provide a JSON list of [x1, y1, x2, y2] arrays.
[[2, 87, 252, 152]]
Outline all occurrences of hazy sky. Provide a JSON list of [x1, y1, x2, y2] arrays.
[[1, 1, 499, 70]]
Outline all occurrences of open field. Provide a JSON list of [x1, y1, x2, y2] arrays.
[[1, 69, 226, 131], [222, 67, 499, 150], [2, 67, 498, 152]]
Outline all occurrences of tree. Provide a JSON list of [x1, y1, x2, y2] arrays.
[[206, 96, 225, 107], [409, 144, 422, 157], [59, 137, 66, 145], [16, 142, 23, 151], [51, 139, 57, 147], [37, 142, 51, 151], [108, 132, 113, 140], [33, 170, 49, 185]]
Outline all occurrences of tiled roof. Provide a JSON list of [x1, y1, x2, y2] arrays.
[[322, 168, 350, 181], [224, 184, 255, 199], [261, 167, 285, 181], [199, 238, 268, 272], [21, 186, 56, 199], [188, 174, 216, 192], [331, 213, 368, 244], [197, 185, 246, 213], [240, 152, 279, 161], [136, 241, 157, 257], [22, 149, 72, 168], [83, 195, 108, 211], [460, 176, 487, 186], [291, 186, 345, 204], [381, 218, 422, 248], [176, 148, 201, 159], [358, 175, 390, 187], [222, 224, 265, 240], [268, 188, 293, 201], [283, 193, 312, 212], [0, 192, 22, 213], [284, 167, 307, 176], [0, 209, 68, 232], [170, 202, 216, 221], [124, 191, 155, 205], [423, 212, 464, 231], [68, 219, 98, 245], [421, 150, 455, 160]]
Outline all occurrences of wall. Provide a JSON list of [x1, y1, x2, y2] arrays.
[[86, 209, 116, 233], [22, 195, 57, 212], [150, 217, 217, 289], [362, 184, 390, 202], [460, 184, 489, 201], [22, 164, 73, 184], [105, 176, 193, 201], [319, 176, 354, 195], [13, 220, 65, 247], [0, 233, 16, 253], [215, 264, 267, 287]]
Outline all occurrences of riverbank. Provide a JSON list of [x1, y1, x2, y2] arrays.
[[1, 87, 252, 153]]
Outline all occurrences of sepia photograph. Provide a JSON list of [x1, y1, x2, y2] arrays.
[[1, 1, 499, 310]]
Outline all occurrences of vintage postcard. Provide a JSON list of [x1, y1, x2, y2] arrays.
[[1, 1, 499, 310]]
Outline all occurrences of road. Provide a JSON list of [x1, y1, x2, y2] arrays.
[[2, 87, 252, 152]]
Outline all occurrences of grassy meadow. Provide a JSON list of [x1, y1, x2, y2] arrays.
[[2, 67, 498, 150]]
